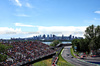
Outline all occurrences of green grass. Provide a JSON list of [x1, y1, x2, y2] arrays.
[[33, 48, 75, 66], [57, 49, 74, 66], [33, 58, 52, 66], [33, 62, 47, 66], [74, 51, 81, 57], [70, 48, 77, 58]]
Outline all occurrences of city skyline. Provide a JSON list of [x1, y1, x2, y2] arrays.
[[0, 0, 100, 39], [10, 34, 83, 41]]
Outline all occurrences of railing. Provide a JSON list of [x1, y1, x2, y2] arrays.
[[52, 47, 64, 66], [16, 51, 56, 66]]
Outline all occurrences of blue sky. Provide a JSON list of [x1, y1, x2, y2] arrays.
[[0, 0, 100, 39]]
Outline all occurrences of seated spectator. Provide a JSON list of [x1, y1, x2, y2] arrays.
[[0, 41, 55, 66]]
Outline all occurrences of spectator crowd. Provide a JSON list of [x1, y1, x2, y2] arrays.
[[0, 41, 55, 66]]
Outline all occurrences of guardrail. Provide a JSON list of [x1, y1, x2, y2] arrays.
[[52, 47, 64, 66]]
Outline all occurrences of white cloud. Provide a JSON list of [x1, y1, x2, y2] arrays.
[[10, 0, 34, 8], [15, 0, 22, 7], [26, 34, 39, 37], [37, 26, 87, 37], [15, 23, 87, 37], [15, 23, 35, 27], [0, 23, 87, 39], [26, 3, 32, 8], [15, 14, 30, 17], [0, 27, 22, 35], [94, 18, 100, 20], [0, 27, 39, 39], [94, 11, 100, 14], [0, 27, 21, 32], [38, 26, 86, 32], [84, 20, 95, 24], [0, 27, 38, 39]]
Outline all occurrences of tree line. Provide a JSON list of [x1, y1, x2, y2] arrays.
[[50, 40, 60, 47], [72, 25, 100, 55], [0, 43, 13, 62]]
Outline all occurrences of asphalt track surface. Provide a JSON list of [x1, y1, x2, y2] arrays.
[[61, 46, 97, 66]]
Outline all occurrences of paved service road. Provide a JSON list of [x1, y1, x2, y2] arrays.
[[61, 46, 96, 66]]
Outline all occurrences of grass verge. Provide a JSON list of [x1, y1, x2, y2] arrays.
[[57, 49, 73, 66], [33, 48, 75, 66], [33, 58, 52, 66], [70, 48, 77, 58]]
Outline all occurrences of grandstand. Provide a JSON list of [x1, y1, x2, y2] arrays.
[[0, 41, 56, 66]]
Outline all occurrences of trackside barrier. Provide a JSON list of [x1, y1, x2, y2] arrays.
[[52, 47, 64, 66], [15, 51, 56, 66], [77, 59, 100, 66], [61, 49, 64, 55]]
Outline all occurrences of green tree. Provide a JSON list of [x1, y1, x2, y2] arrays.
[[0, 54, 7, 62], [95, 25, 100, 50], [0, 43, 13, 62], [84, 25, 100, 54], [95, 25, 100, 37], [79, 39, 89, 52], [0, 44, 7, 54], [72, 25, 100, 54], [84, 25, 96, 40], [50, 40, 60, 47], [72, 39, 80, 51]]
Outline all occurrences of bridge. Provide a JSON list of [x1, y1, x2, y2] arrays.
[[56, 43, 72, 47]]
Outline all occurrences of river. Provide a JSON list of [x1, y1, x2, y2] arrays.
[[42, 41, 71, 45]]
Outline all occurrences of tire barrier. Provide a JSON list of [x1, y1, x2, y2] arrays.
[[52, 47, 64, 66]]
